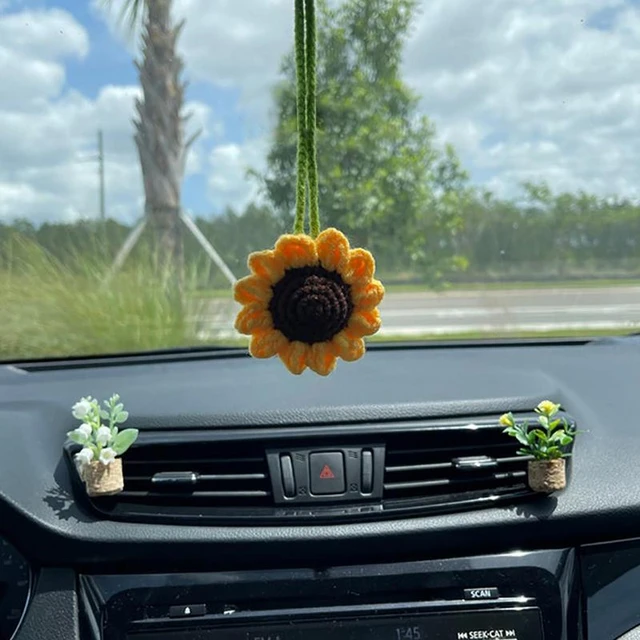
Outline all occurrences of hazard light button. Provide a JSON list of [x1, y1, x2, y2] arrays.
[[309, 451, 346, 495]]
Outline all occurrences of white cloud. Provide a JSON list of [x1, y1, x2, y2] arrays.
[[0, 8, 85, 110], [0, 7, 212, 225], [403, 0, 640, 199], [0, 7, 89, 59], [207, 138, 267, 212], [177, 0, 291, 118], [94, 0, 292, 124]]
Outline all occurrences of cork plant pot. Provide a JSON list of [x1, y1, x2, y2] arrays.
[[83, 459, 124, 497], [528, 458, 566, 493]]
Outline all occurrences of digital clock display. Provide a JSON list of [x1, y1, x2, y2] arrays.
[[129, 608, 543, 640]]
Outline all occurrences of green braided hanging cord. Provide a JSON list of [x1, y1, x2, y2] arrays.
[[292, 0, 321, 237], [304, 0, 320, 238], [293, 0, 307, 234]]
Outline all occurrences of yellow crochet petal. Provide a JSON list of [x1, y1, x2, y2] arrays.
[[331, 330, 366, 362], [274, 234, 318, 268], [343, 248, 375, 285], [279, 340, 310, 375], [315, 227, 350, 272], [249, 329, 287, 359], [248, 250, 285, 284], [348, 308, 382, 337], [234, 303, 273, 335], [352, 279, 385, 310], [307, 342, 338, 376], [233, 275, 272, 305]]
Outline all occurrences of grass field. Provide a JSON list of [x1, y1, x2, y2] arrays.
[[0, 239, 209, 360]]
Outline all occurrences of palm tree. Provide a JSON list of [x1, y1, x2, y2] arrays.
[[104, 0, 198, 296]]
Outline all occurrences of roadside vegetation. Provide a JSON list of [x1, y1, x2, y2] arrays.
[[0, 237, 208, 360]]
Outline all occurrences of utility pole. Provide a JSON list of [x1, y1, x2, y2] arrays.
[[98, 129, 106, 221]]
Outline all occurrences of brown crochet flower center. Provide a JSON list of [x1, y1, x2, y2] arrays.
[[269, 266, 353, 344]]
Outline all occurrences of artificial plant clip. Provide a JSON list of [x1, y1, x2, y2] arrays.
[[500, 400, 577, 493], [233, 0, 384, 376], [66, 394, 139, 497]]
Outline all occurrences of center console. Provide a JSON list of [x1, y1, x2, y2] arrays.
[[81, 549, 579, 640]]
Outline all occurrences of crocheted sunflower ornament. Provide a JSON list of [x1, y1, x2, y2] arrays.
[[233, 0, 384, 376]]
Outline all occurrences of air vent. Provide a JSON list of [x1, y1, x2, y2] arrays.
[[70, 412, 574, 524], [382, 413, 574, 511], [80, 440, 273, 522]]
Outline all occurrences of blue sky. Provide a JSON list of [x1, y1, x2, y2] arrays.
[[2, 0, 640, 225]]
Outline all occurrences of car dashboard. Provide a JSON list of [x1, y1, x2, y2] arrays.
[[1, 338, 640, 639]]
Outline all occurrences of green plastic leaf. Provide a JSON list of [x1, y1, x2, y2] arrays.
[[112, 428, 138, 455], [99, 409, 109, 420], [506, 426, 529, 447], [528, 429, 547, 445], [67, 431, 87, 445], [549, 430, 574, 446], [115, 411, 129, 424]]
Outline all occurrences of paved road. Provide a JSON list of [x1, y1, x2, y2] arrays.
[[193, 285, 640, 339]]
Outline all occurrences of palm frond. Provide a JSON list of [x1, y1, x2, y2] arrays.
[[100, 0, 147, 35]]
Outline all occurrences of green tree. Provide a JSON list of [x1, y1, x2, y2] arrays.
[[259, 0, 465, 282]]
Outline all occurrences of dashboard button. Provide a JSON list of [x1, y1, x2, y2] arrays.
[[361, 449, 373, 493], [168, 604, 207, 618], [280, 454, 296, 498], [310, 451, 345, 495]]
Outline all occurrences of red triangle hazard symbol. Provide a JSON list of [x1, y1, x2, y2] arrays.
[[319, 464, 335, 479]]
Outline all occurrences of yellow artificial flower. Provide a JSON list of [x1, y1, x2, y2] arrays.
[[233, 228, 385, 376], [536, 400, 561, 417], [499, 413, 514, 428]]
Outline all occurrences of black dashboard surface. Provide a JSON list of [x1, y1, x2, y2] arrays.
[[0, 338, 639, 572]]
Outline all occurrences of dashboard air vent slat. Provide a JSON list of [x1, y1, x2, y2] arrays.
[[118, 490, 270, 498]]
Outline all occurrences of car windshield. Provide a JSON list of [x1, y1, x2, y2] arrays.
[[1, 0, 639, 361]]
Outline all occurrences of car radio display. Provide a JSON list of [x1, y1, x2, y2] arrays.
[[129, 608, 543, 640]]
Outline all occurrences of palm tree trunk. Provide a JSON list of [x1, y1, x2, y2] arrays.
[[134, 0, 186, 297]]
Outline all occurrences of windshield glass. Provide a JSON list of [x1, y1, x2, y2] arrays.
[[1, 0, 639, 361]]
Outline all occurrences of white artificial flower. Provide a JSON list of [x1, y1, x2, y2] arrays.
[[72, 423, 92, 444], [72, 398, 92, 420], [96, 426, 112, 447], [99, 448, 117, 465], [75, 447, 94, 468]]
